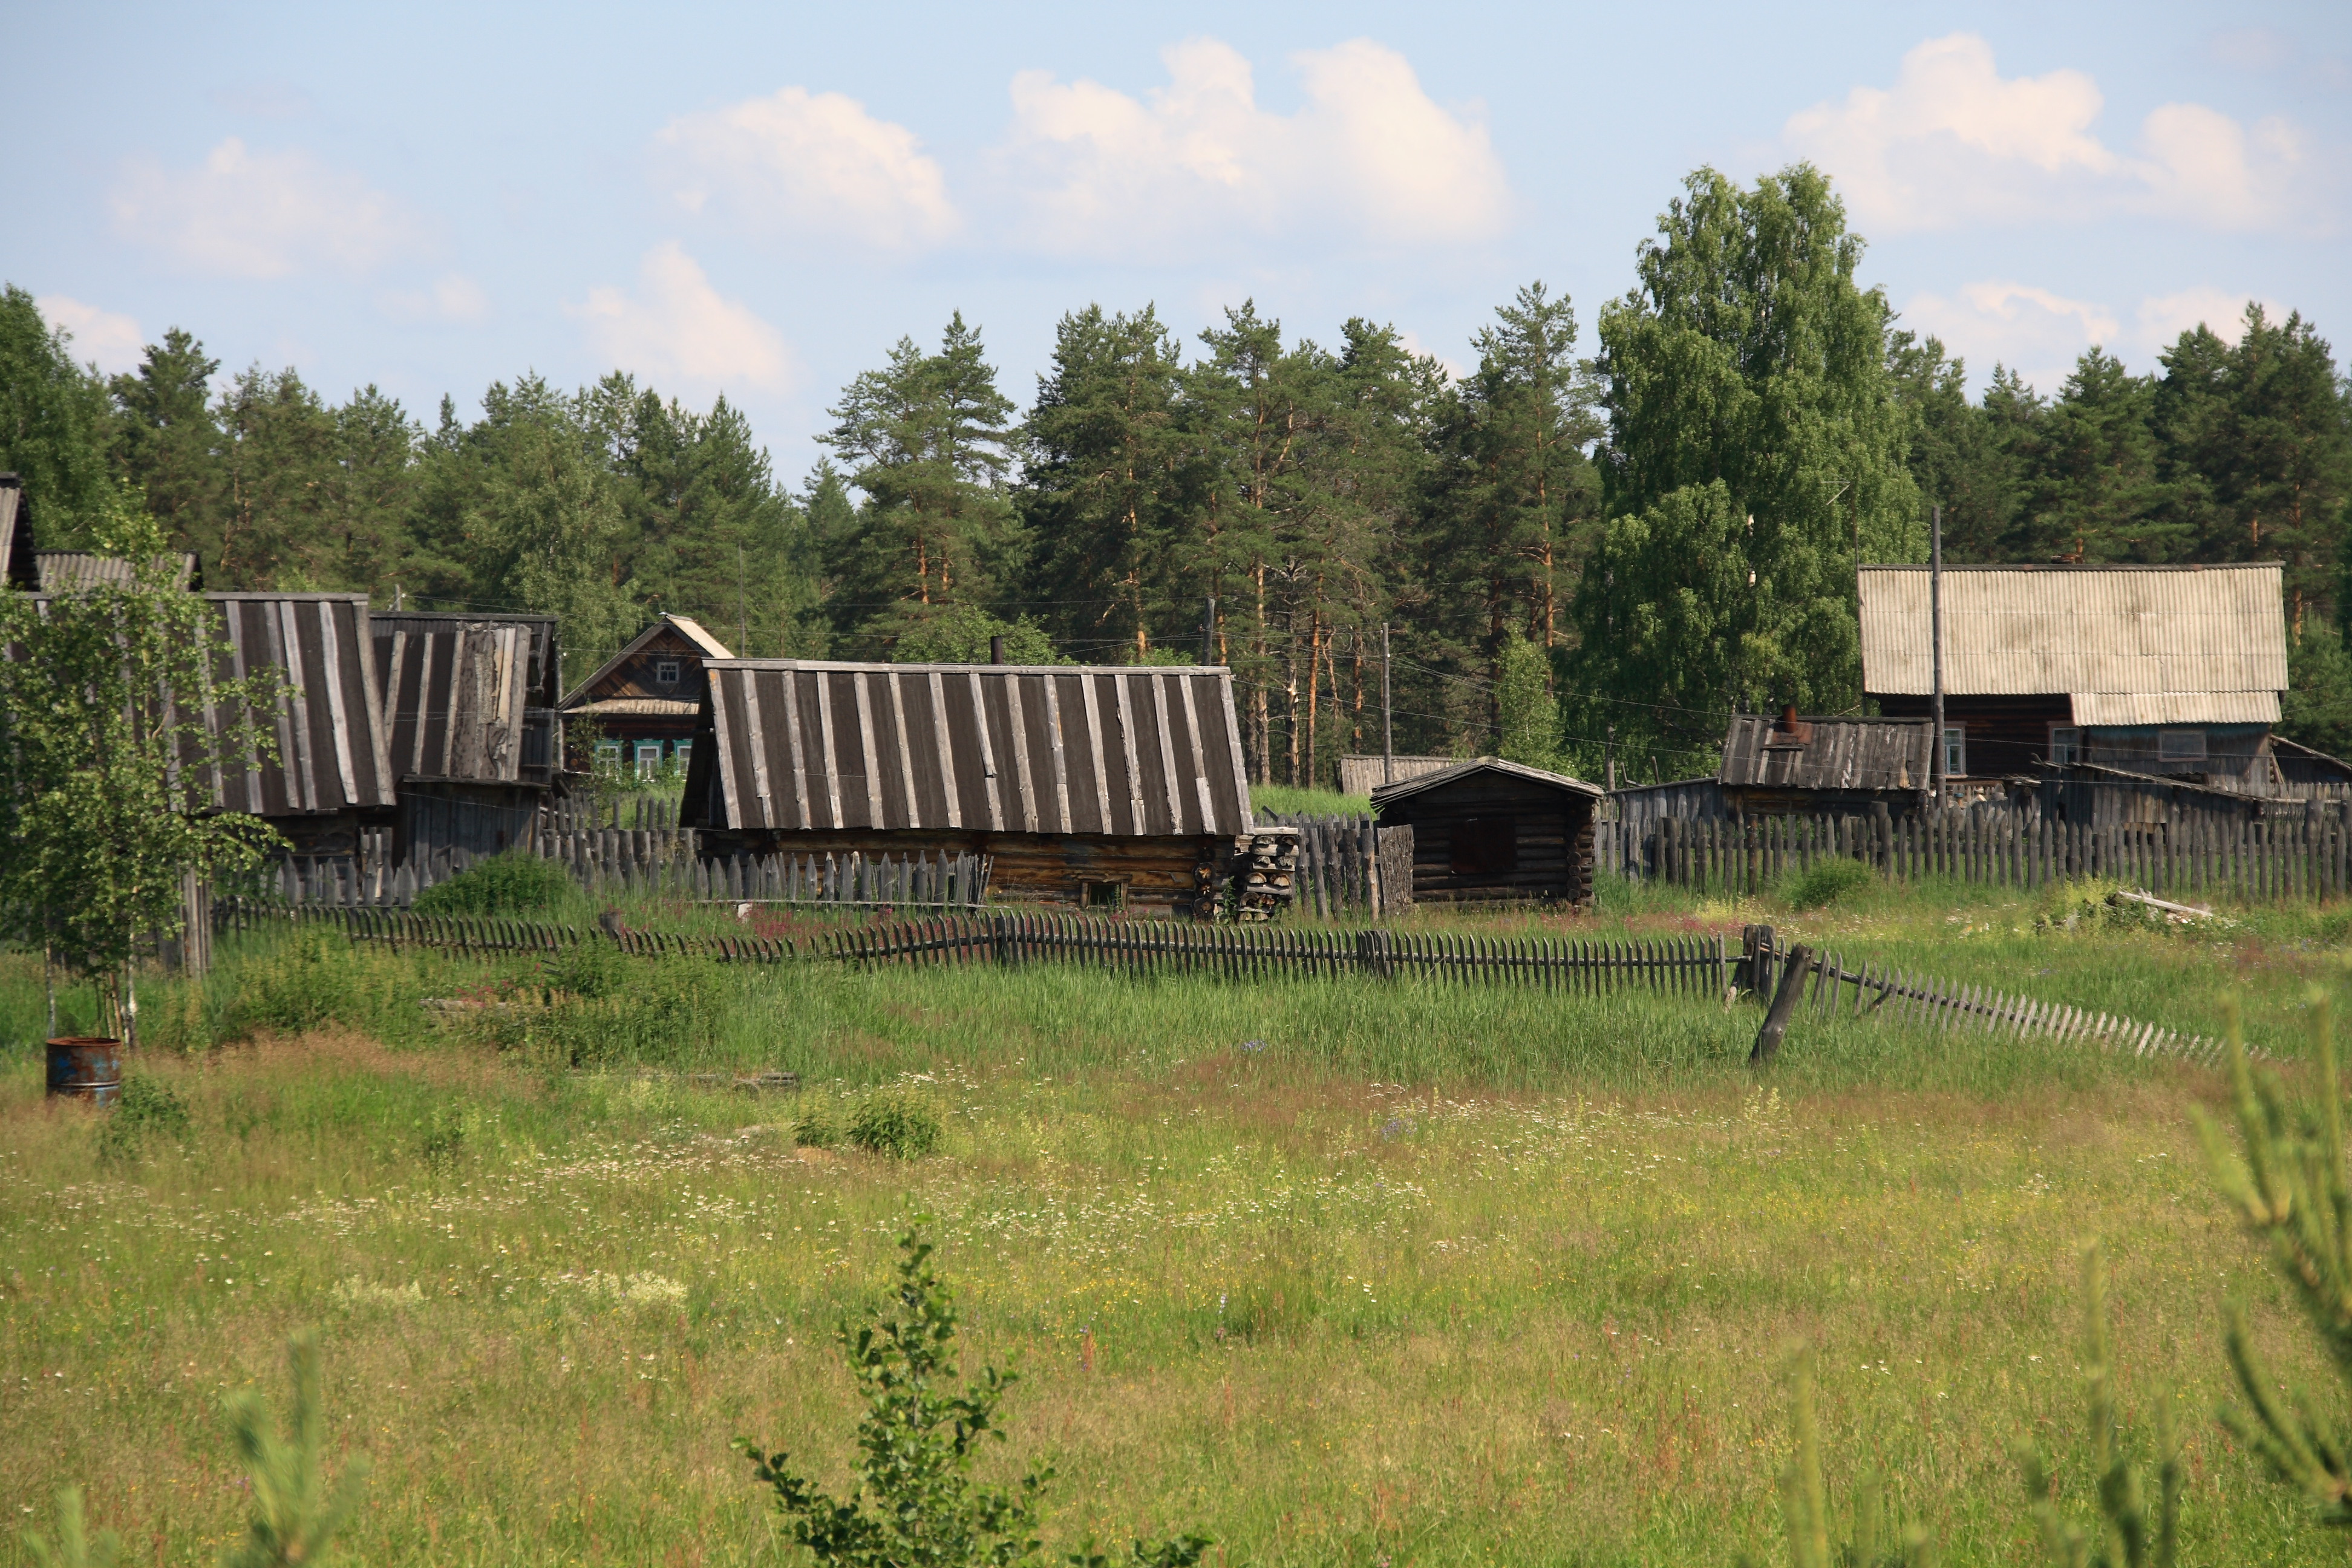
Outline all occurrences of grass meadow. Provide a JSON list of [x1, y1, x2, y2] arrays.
[[5, 867, 2350, 1565]]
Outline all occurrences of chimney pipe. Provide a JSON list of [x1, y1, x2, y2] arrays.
[[989, 633, 1005, 666]]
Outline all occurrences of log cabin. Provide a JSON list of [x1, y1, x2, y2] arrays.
[[680, 659, 1255, 914], [560, 614, 733, 779], [1370, 757, 1604, 906]]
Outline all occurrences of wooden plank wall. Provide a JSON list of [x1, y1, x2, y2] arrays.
[[1601, 807, 2352, 903]]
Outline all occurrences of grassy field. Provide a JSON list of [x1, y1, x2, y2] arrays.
[[4, 872, 2348, 1565]]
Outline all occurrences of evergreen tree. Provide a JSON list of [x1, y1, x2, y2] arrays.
[[1890, 332, 2023, 563], [1021, 304, 1189, 660], [326, 386, 420, 598], [2019, 349, 2173, 563], [1572, 165, 1920, 757], [108, 328, 225, 564], [821, 314, 1022, 655], [0, 285, 114, 545], [212, 367, 339, 589]]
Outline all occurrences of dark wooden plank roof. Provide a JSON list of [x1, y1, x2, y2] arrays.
[[1371, 756, 1605, 808], [194, 594, 396, 816], [685, 659, 1252, 837], [370, 612, 559, 783], [560, 613, 732, 710], [1718, 714, 1932, 792]]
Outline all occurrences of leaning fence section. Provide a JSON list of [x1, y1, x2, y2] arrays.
[[1607, 808, 2352, 903], [828, 911, 1730, 994], [1768, 943, 2224, 1067]]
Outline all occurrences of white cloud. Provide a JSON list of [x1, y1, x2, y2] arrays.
[[1906, 279, 2285, 393], [377, 273, 489, 323], [111, 137, 425, 278], [656, 87, 958, 250], [570, 243, 793, 393], [991, 36, 1510, 258], [38, 295, 145, 375], [1783, 33, 2313, 232]]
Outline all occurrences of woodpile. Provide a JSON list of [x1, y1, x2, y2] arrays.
[[1235, 828, 1300, 921]]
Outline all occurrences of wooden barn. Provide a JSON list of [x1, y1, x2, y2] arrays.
[[370, 610, 563, 861], [560, 613, 733, 777], [0, 474, 39, 589], [1370, 757, 1604, 906], [681, 658, 1254, 913], [189, 593, 399, 857], [1717, 710, 1934, 817], [1860, 563, 2288, 790]]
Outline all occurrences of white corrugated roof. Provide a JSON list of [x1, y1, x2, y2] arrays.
[[1860, 564, 2286, 698], [2070, 691, 2280, 726]]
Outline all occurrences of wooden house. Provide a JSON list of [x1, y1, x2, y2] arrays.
[[560, 614, 733, 778], [1860, 563, 2288, 791], [189, 593, 398, 857], [1370, 757, 1604, 906], [370, 610, 562, 860], [680, 659, 1254, 913], [0, 474, 38, 589], [1716, 710, 1934, 816]]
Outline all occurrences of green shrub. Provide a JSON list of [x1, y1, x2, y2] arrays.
[[96, 1071, 194, 1165], [793, 1100, 843, 1149], [541, 939, 628, 1001], [848, 1093, 939, 1159], [522, 959, 725, 1068], [1785, 857, 1875, 911], [413, 851, 570, 916]]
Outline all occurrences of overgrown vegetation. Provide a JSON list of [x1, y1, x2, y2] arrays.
[[847, 1094, 942, 1160], [411, 849, 575, 916]]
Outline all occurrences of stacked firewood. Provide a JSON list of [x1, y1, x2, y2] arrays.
[[1235, 828, 1300, 921]]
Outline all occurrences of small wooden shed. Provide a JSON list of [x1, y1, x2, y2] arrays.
[[370, 610, 563, 861], [1371, 757, 1603, 906], [1717, 711, 1933, 817]]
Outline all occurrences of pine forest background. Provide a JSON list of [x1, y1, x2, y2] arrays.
[[6, 164, 2350, 788]]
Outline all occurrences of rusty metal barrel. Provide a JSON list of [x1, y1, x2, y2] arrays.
[[46, 1037, 122, 1105]]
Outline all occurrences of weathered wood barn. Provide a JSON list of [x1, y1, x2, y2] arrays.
[[370, 610, 563, 859], [1860, 563, 2288, 790], [561, 613, 733, 777], [1371, 757, 1604, 906], [0, 474, 39, 588], [1717, 710, 1935, 816], [190, 593, 399, 856], [681, 659, 1253, 912]]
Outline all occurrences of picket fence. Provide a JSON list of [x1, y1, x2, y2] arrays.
[[1256, 813, 1386, 915], [215, 901, 800, 963], [830, 911, 1731, 993], [1769, 943, 2224, 1066], [259, 845, 990, 910], [1610, 809, 2352, 902]]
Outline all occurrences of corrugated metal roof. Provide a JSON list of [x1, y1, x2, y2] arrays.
[[370, 613, 557, 783], [1370, 756, 1606, 808], [688, 660, 1252, 837], [0, 477, 35, 590], [34, 551, 201, 591], [2069, 691, 2281, 726], [194, 594, 396, 816], [1718, 715, 1932, 791], [1860, 564, 2287, 699], [561, 613, 733, 710]]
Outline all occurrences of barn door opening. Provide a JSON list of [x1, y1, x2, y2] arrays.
[[1450, 817, 1517, 875]]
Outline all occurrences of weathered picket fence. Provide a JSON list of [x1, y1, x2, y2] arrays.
[[1255, 813, 1388, 915], [1615, 808, 2352, 903], [255, 845, 990, 910], [828, 910, 1731, 993], [214, 901, 799, 963], [1765, 941, 2226, 1066]]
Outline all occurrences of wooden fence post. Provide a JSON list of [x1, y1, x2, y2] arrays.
[[1750, 943, 1813, 1065]]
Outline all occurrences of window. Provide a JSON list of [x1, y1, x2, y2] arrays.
[[634, 741, 662, 779], [2048, 726, 2081, 766], [1941, 725, 1967, 779], [1080, 880, 1126, 909], [673, 738, 693, 769], [596, 740, 622, 769], [2158, 728, 2207, 761], [655, 659, 681, 687]]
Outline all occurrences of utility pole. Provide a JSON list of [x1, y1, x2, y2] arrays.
[[738, 544, 748, 655], [1930, 503, 1946, 800], [1607, 725, 1617, 792], [1202, 595, 1216, 664], [393, 582, 402, 612], [1380, 622, 1393, 785]]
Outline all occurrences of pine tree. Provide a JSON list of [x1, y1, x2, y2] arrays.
[[2020, 350, 2173, 564], [109, 328, 226, 564], [213, 367, 339, 589]]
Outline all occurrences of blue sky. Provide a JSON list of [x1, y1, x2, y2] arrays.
[[9, 2, 2347, 485]]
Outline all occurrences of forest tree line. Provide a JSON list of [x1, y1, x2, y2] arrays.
[[5, 163, 2350, 786]]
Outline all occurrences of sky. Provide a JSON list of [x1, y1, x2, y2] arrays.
[[8, 2, 2348, 486]]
